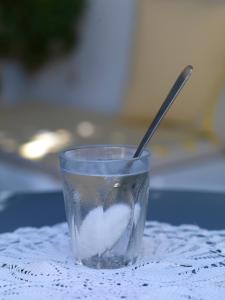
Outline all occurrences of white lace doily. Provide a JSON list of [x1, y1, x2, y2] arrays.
[[1, 221, 225, 300]]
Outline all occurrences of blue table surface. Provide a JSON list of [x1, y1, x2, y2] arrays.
[[0, 189, 225, 233]]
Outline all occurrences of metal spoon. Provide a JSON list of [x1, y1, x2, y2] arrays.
[[101, 65, 193, 256], [134, 65, 193, 158]]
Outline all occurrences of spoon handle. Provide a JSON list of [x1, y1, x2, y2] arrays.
[[133, 65, 193, 158]]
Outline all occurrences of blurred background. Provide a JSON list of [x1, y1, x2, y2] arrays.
[[0, 0, 225, 195]]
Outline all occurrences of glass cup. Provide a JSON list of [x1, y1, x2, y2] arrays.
[[59, 145, 150, 269]]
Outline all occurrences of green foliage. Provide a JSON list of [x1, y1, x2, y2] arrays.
[[0, 0, 86, 70]]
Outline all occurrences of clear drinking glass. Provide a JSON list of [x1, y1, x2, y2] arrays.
[[59, 145, 150, 269]]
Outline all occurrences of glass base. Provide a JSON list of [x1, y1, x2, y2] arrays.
[[81, 255, 137, 269]]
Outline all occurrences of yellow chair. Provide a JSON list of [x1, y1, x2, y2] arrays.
[[119, 0, 225, 169]]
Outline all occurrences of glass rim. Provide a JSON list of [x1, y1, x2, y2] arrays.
[[59, 144, 150, 163]]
